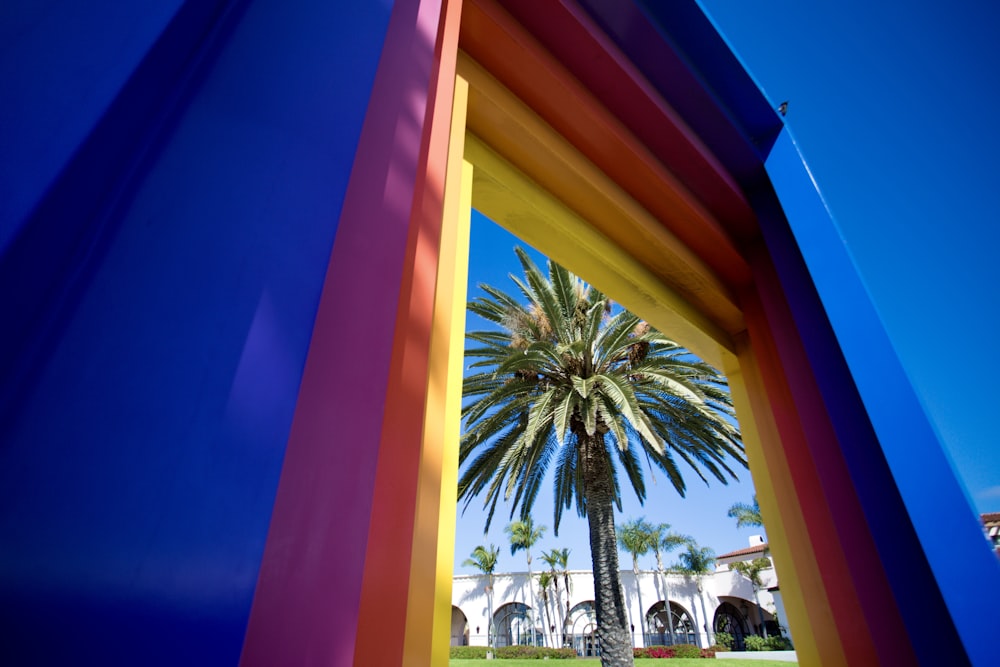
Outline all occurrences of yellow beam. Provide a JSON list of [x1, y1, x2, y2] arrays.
[[458, 52, 744, 340], [725, 335, 846, 667], [403, 75, 471, 666], [466, 133, 733, 370]]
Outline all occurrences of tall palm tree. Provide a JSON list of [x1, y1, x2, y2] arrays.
[[648, 524, 690, 644], [676, 543, 716, 647], [506, 517, 546, 646], [459, 249, 746, 667], [463, 544, 500, 648], [616, 517, 654, 641], [727, 495, 764, 529]]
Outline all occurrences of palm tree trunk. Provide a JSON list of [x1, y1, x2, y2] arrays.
[[581, 433, 634, 667], [632, 561, 645, 648]]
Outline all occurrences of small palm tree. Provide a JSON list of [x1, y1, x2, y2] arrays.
[[617, 517, 654, 639], [542, 549, 569, 644], [727, 495, 764, 529], [647, 524, 690, 644], [676, 543, 716, 647], [541, 547, 572, 646], [537, 570, 555, 646], [506, 517, 546, 646], [463, 544, 500, 647], [460, 249, 745, 666], [731, 557, 772, 638]]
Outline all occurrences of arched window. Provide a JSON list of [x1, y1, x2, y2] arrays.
[[492, 602, 540, 648], [450, 606, 469, 646], [714, 601, 750, 650], [644, 601, 696, 646], [566, 601, 601, 657]]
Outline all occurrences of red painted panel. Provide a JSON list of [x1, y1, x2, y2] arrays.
[[353, 0, 462, 663]]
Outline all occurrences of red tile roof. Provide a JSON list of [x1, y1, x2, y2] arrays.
[[717, 543, 768, 561], [981, 512, 1000, 524]]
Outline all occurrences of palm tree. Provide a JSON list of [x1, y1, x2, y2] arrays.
[[676, 543, 716, 647], [731, 557, 772, 638], [539, 548, 567, 645], [463, 544, 500, 648], [616, 517, 654, 642], [727, 495, 764, 529], [542, 547, 572, 646], [505, 517, 546, 646], [537, 570, 556, 647], [459, 249, 746, 667], [648, 524, 690, 644]]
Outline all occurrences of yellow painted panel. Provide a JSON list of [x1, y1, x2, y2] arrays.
[[466, 133, 733, 370], [726, 336, 845, 667], [403, 75, 471, 667], [458, 53, 744, 338]]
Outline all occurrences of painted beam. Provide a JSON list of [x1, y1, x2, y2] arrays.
[[459, 0, 751, 293], [238, 0, 443, 663], [764, 127, 994, 665]]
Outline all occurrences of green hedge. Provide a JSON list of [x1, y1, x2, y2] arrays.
[[449, 646, 489, 659], [449, 645, 577, 660]]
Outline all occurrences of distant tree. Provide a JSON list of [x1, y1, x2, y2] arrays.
[[647, 523, 690, 644], [727, 495, 764, 529], [537, 570, 556, 647], [617, 517, 654, 639], [541, 547, 572, 646], [675, 543, 716, 646], [731, 557, 772, 638], [542, 549, 570, 646], [463, 544, 500, 647], [506, 517, 546, 646]]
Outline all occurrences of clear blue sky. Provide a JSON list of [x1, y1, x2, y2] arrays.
[[453, 0, 1000, 574]]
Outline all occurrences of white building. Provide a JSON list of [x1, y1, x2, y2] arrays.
[[451, 539, 782, 655]]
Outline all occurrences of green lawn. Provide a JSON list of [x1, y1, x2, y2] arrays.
[[451, 661, 796, 667]]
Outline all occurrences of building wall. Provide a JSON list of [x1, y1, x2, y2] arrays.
[[452, 568, 775, 650]]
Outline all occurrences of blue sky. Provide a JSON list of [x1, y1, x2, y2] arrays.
[[453, 0, 1000, 574]]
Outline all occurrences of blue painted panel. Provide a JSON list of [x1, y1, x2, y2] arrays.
[[764, 128, 999, 666], [700, 0, 1000, 518], [577, 0, 781, 191], [0, 2, 392, 665], [0, 0, 183, 250], [747, 176, 965, 664]]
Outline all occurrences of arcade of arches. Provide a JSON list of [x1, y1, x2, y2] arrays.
[[451, 566, 781, 653]]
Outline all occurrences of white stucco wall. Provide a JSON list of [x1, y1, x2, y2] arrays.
[[451, 567, 777, 650]]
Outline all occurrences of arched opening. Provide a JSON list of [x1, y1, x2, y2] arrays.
[[451, 606, 470, 647], [492, 601, 540, 648], [644, 600, 697, 647], [566, 601, 600, 657], [714, 600, 752, 650], [719, 594, 775, 639]]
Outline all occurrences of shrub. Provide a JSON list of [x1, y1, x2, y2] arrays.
[[672, 643, 702, 659], [700, 648, 716, 658], [714, 631, 734, 649], [764, 635, 793, 651], [708, 644, 730, 653], [450, 646, 489, 659], [743, 635, 767, 651], [493, 645, 577, 659]]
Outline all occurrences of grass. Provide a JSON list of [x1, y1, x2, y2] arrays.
[[450, 661, 797, 667]]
